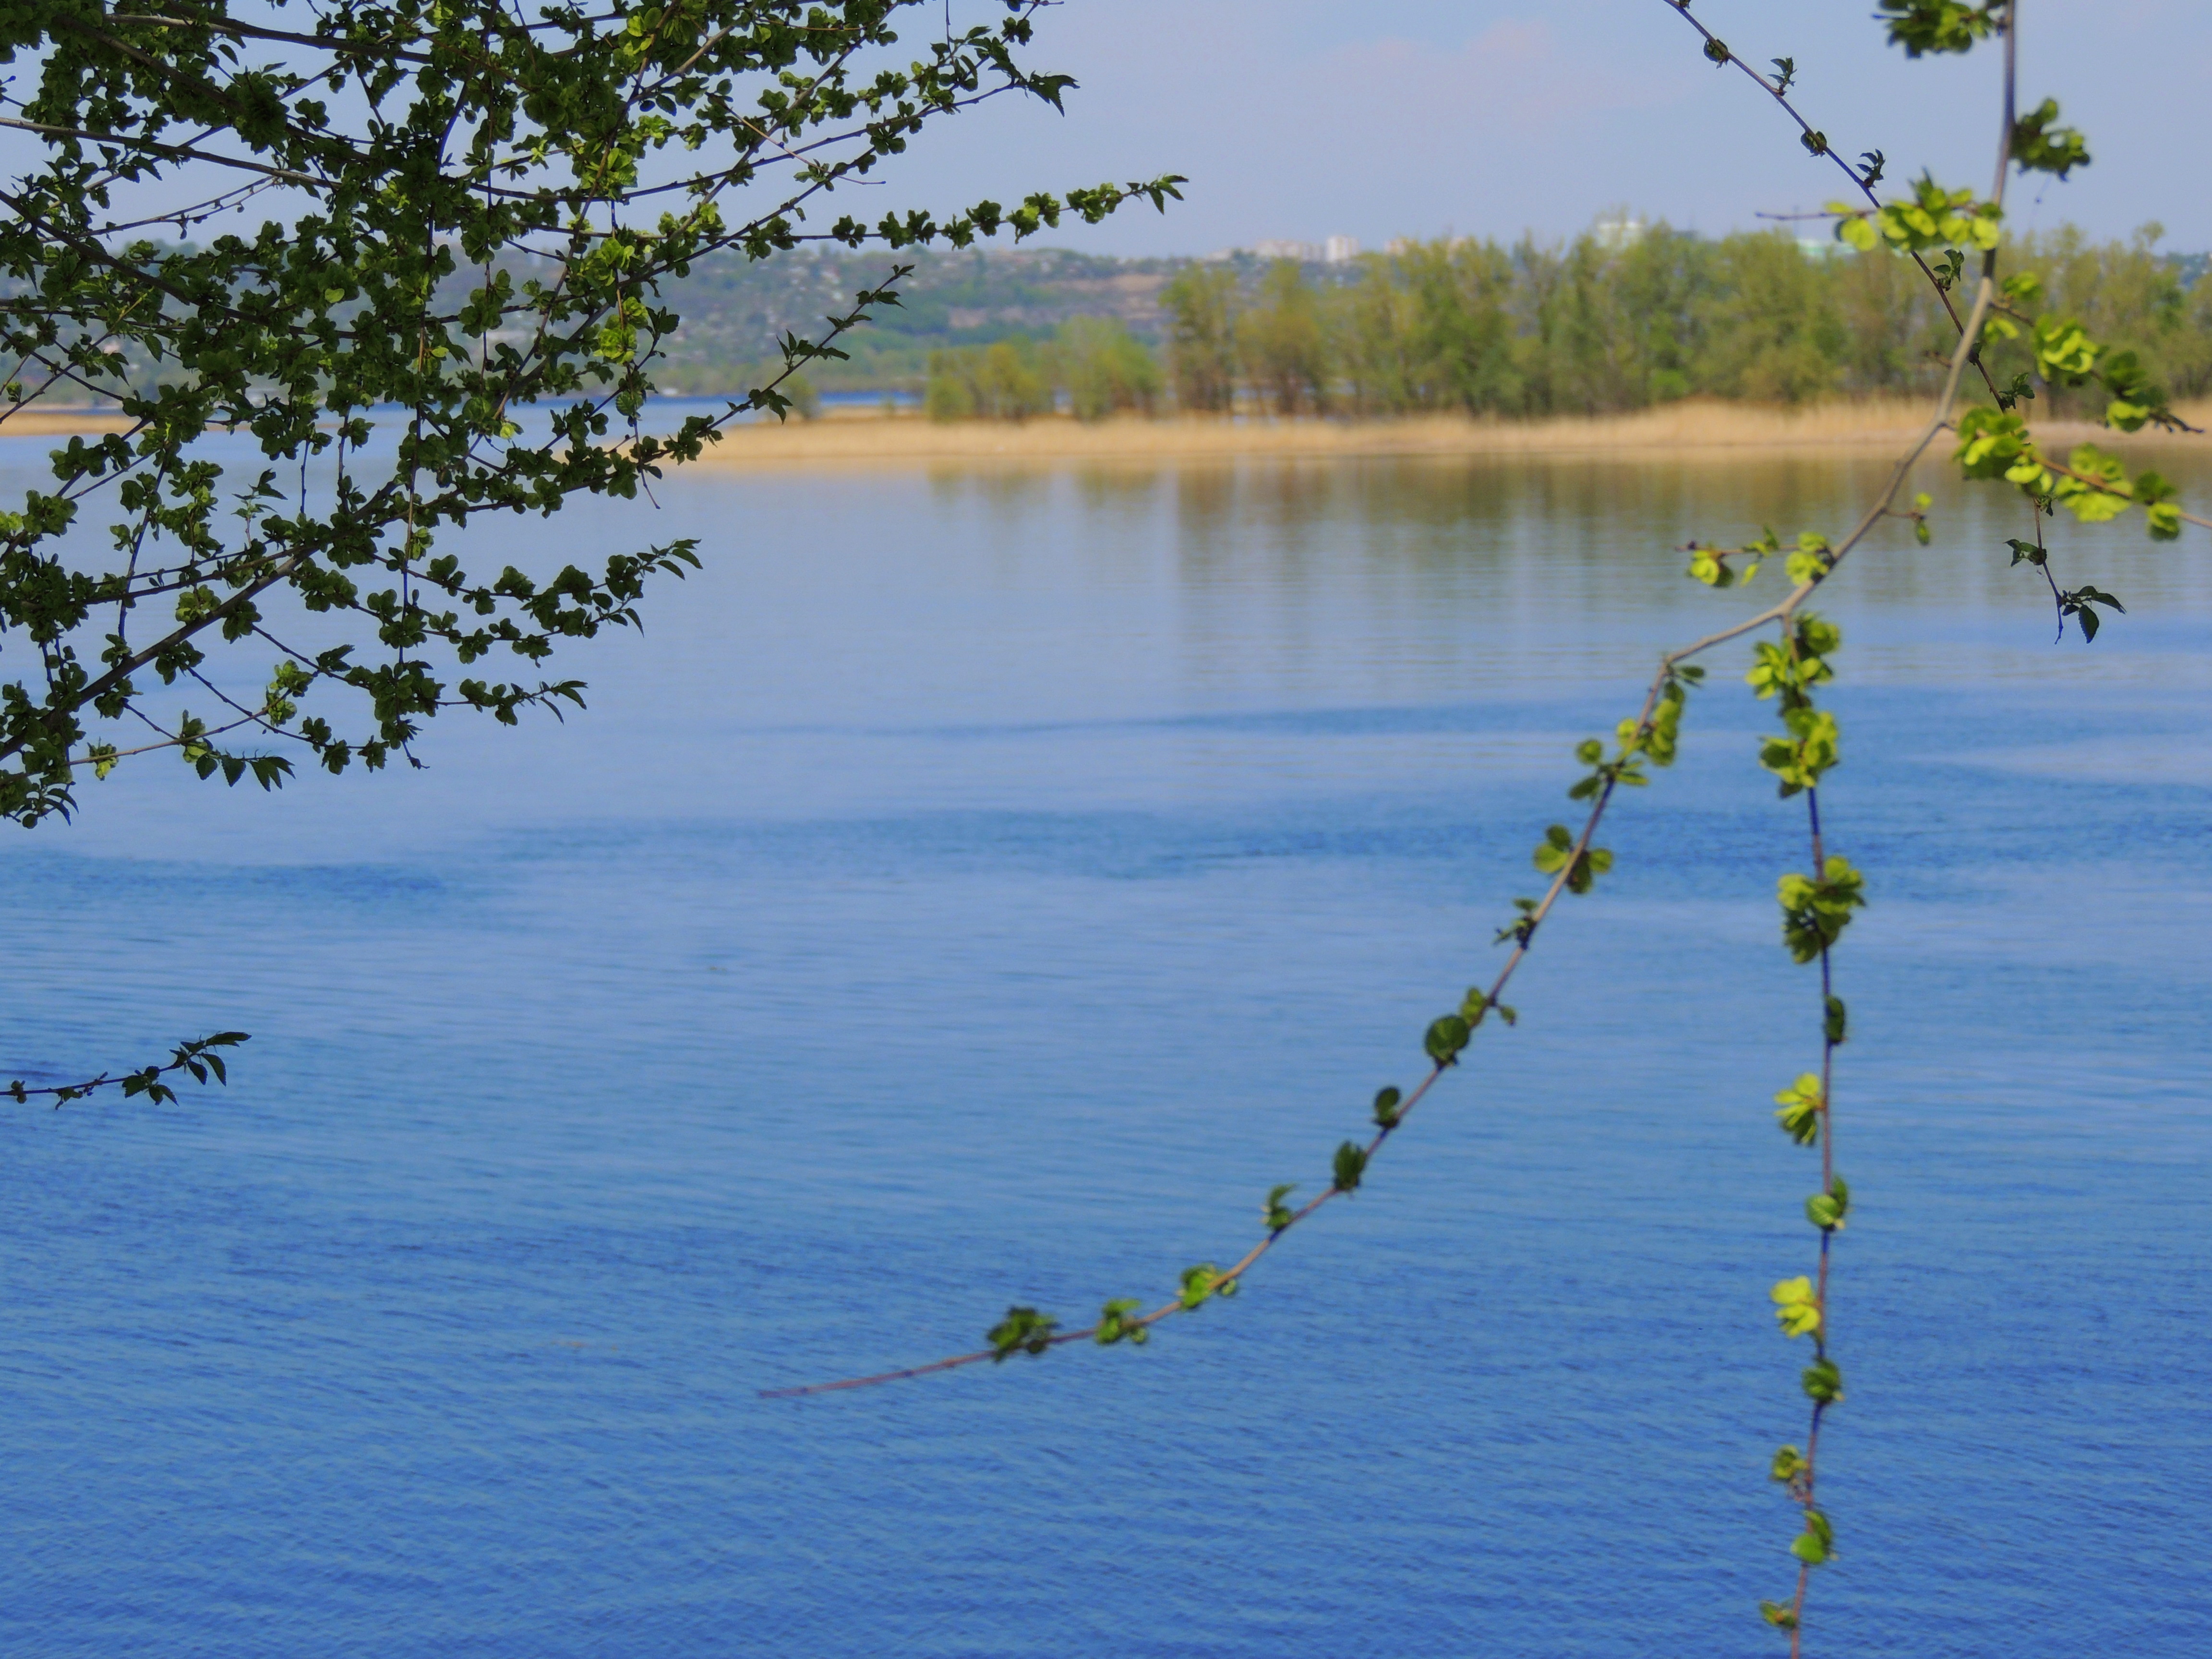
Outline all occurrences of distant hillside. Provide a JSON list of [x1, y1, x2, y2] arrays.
[[649, 240, 2212, 398], [13, 234, 2202, 406], [649, 246, 1193, 395]]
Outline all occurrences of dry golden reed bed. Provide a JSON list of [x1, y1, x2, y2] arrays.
[[689, 398, 2212, 469], [698, 399, 1933, 466], [7, 397, 2205, 464], [2, 410, 140, 436]]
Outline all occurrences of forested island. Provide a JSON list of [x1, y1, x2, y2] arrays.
[[640, 224, 2212, 423]]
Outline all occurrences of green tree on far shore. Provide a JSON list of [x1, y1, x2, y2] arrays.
[[915, 223, 2210, 424], [1160, 264, 1240, 413]]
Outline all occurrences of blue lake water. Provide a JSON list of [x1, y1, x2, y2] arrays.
[[4, 439, 2210, 1656]]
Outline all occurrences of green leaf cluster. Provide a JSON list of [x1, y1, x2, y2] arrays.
[[1898, 492, 1935, 546], [1424, 1015, 1471, 1066], [1876, 1, 2002, 57], [1686, 529, 1777, 589], [1371, 1087, 1405, 1130], [2033, 316, 2101, 385], [2051, 445, 2132, 523], [1095, 1298, 1150, 1347], [1746, 615, 1839, 709], [1778, 856, 1866, 965], [2056, 585, 2126, 643], [2011, 99, 2091, 180], [1955, 406, 2043, 483], [1330, 1141, 1368, 1194], [1426, 988, 1512, 1070], [1770, 1274, 1822, 1340], [1805, 1177, 1852, 1232], [986, 1305, 1058, 1361], [1178, 1264, 1238, 1310], [2136, 472, 2185, 542], [2098, 352, 2175, 435], [1494, 896, 1541, 949], [1773, 1074, 1825, 1147], [1801, 1358, 1845, 1404], [1960, 410, 2184, 539], [1759, 706, 1841, 798], [1533, 823, 1614, 896], [1791, 1509, 1836, 1566], [1625, 669, 1698, 768], [1784, 533, 1836, 588], [1684, 548, 1743, 589], [1829, 174, 2000, 254], [1568, 735, 1648, 803]]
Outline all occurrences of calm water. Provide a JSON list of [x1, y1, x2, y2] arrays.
[[4, 438, 2210, 1657]]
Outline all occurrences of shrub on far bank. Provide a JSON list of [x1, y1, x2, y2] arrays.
[[926, 322, 1163, 422], [926, 340, 1053, 421], [1057, 317, 1163, 420]]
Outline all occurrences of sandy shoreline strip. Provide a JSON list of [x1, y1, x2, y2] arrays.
[[8, 398, 2204, 465]]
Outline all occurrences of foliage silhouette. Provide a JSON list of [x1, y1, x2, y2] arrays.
[[0, 0, 1178, 1104]]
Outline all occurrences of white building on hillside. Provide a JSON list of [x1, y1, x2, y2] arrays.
[[1243, 237, 1362, 264], [1594, 214, 1647, 250]]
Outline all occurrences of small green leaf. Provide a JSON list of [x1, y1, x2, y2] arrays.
[[1096, 1297, 1149, 1346], [1770, 1274, 1822, 1338], [1332, 1140, 1368, 1193], [1424, 1014, 1472, 1064], [1792, 1509, 1836, 1565], [1802, 1358, 1844, 1404], [1773, 1073, 1826, 1146], [987, 1305, 1059, 1360], [1179, 1263, 1228, 1310], [2010, 97, 2091, 179]]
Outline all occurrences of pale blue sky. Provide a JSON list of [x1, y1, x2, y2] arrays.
[[11, 2, 2202, 256], [896, 0, 2210, 254]]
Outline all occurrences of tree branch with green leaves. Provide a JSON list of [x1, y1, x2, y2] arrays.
[[1, 0, 1180, 1106], [771, 6, 2201, 1655]]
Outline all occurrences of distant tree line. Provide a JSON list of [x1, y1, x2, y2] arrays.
[[923, 224, 2212, 421], [924, 316, 1163, 421]]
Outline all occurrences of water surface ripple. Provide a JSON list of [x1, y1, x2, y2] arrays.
[[5, 446, 2209, 1657]]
